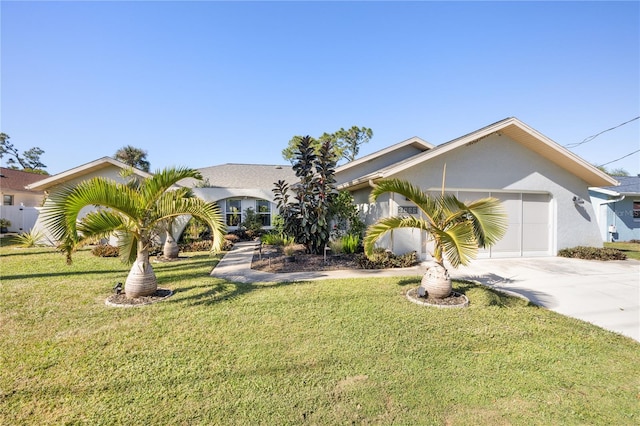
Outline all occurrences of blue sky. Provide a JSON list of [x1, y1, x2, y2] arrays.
[[2, 1, 639, 176]]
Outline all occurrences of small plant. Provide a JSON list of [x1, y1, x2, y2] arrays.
[[558, 246, 627, 261], [241, 207, 263, 235], [341, 234, 360, 254], [14, 229, 47, 248], [328, 238, 344, 255], [91, 244, 120, 258], [283, 244, 297, 257], [0, 218, 11, 232], [356, 249, 417, 269]]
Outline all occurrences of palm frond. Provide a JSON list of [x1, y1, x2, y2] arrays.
[[463, 197, 508, 247], [140, 167, 202, 209]]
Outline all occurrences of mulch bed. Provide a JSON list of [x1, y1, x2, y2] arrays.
[[251, 244, 361, 273], [105, 288, 173, 307]]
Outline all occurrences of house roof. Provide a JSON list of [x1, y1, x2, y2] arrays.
[[25, 157, 152, 191], [192, 163, 297, 190], [0, 167, 47, 194], [338, 117, 618, 190], [590, 175, 640, 196], [335, 136, 433, 173]]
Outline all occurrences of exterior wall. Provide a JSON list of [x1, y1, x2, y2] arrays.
[[350, 133, 604, 257], [590, 191, 640, 242]]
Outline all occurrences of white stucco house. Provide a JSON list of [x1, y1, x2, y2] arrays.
[[24, 117, 617, 258], [335, 117, 617, 259]]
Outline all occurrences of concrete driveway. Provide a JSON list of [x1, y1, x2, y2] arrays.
[[452, 257, 640, 342]]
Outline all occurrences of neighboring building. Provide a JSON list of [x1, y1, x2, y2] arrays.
[[186, 163, 297, 230], [589, 175, 640, 242], [336, 117, 617, 259], [0, 167, 47, 232]]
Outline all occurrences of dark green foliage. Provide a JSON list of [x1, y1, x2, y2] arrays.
[[91, 244, 120, 258], [273, 135, 338, 254], [356, 248, 417, 269], [330, 190, 366, 239], [240, 207, 263, 235], [558, 246, 627, 260]]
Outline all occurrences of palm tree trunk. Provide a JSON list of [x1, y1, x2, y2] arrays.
[[124, 248, 158, 298], [419, 262, 452, 299], [163, 230, 179, 259]]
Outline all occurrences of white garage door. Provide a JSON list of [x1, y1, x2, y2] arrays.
[[457, 191, 551, 258]]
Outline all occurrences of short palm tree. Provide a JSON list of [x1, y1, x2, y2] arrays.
[[364, 179, 507, 299], [42, 167, 226, 298]]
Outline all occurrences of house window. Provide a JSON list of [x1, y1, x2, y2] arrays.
[[634, 201, 640, 221], [256, 199, 271, 226], [2, 195, 13, 206], [226, 199, 242, 226]]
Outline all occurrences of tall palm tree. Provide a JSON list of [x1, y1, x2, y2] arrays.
[[364, 179, 507, 299], [114, 145, 150, 172], [42, 167, 225, 298]]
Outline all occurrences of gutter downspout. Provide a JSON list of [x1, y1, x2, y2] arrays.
[[600, 195, 625, 241]]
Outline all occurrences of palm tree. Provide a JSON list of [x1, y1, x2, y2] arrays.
[[364, 179, 507, 299], [114, 145, 150, 172], [42, 167, 225, 298]]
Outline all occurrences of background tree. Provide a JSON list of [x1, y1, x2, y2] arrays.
[[281, 126, 372, 164], [334, 126, 373, 162], [114, 145, 150, 172], [595, 164, 630, 177], [273, 135, 338, 254], [0, 133, 48, 174], [43, 167, 226, 298]]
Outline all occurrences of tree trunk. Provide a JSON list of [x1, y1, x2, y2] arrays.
[[419, 262, 452, 299], [124, 249, 158, 298], [163, 230, 179, 259]]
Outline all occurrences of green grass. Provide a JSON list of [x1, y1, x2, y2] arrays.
[[605, 241, 640, 260], [1, 245, 639, 425]]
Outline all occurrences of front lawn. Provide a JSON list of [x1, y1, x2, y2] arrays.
[[605, 241, 640, 260], [1, 245, 638, 425]]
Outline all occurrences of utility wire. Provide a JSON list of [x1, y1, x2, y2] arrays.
[[597, 149, 640, 167], [565, 116, 639, 148]]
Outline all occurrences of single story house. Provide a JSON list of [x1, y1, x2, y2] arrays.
[[589, 175, 640, 242], [25, 117, 619, 259], [26, 158, 296, 243], [335, 117, 617, 259], [0, 167, 46, 232]]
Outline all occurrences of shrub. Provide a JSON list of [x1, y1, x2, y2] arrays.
[[261, 232, 294, 247], [558, 246, 627, 261], [341, 234, 360, 254], [179, 240, 215, 252], [328, 238, 344, 255], [14, 229, 47, 248], [241, 207, 263, 235], [91, 244, 120, 258], [356, 249, 417, 269], [629, 239, 640, 244]]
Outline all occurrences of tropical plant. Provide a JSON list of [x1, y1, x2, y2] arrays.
[[273, 135, 338, 255], [341, 233, 360, 254], [241, 207, 263, 235], [330, 190, 366, 239], [13, 229, 47, 247], [42, 167, 226, 298], [364, 179, 507, 299]]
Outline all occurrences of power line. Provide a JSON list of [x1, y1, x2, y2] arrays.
[[597, 149, 640, 167], [565, 116, 640, 148]]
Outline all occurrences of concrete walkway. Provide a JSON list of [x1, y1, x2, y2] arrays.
[[211, 241, 640, 342]]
